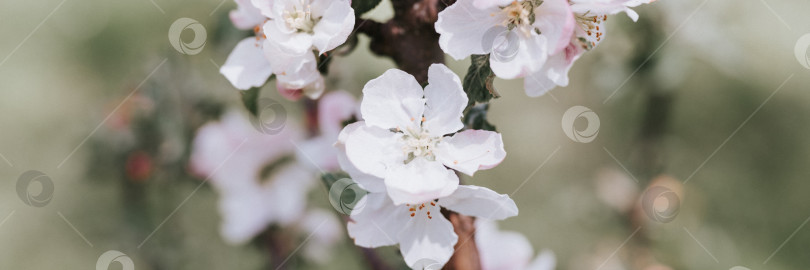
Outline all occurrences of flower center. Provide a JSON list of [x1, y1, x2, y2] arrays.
[[501, 0, 534, 28], [283, 0, 317, 33], [575, 13, 607, 50], [400, 126, 440, 163], [406, 201, 438, 219]]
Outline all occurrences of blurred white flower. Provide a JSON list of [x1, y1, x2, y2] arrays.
[[476, 219, 557, 270], [300, 209, 343, 263], [190, 110, 317, 244], [256, 0, 355, 56], [436, 0, 576, 79], [340, 64, 506, 205], [296, 90, 359, 171], [347, 185, 518, 269]]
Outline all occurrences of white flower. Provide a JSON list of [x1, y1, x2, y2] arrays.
[[525, 0, 656, 96], [258, 0, 355, 56], [296, 90, 359, 171], [190, 110, 316, 244], [436, 0, 576, 79], [219, 0, 325, 99], [347, 185, 519, 269], [340, 64, 506, 205], [476, 219, 557, 270], [263, 39, 325, 99]]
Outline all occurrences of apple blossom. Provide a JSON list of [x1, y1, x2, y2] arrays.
[[347, 185, 519, 269], [219, 0, 326, 99], [257, 0, 355, 56], [476, 219, 557, 270], [436, 0, 576, 79], [340, 64, 506, 205], [525, 0, 656, 96], [190, 110, 314, 244]]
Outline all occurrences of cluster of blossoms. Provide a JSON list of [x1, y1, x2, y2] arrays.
[[220, 0, 354, 100], [437, 0, 655, 96], [199, 0, 656, 268]]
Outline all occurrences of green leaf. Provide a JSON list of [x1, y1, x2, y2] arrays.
[[352, 0, 382, 16], [240, 87, 261, 116], [463, 54, 499, 107], [464, 104, 497, 132], [320, 172, 350, 191]]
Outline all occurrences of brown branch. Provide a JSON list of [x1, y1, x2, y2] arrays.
[[356, 0, 452, 84], [443, 211, 482, 270]]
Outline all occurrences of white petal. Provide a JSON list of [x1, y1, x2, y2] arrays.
[[533, 0, 576, 54], [312, 0, 355, 54], [230, 0, 266, 30], [435, 130, 506, 176], [336, 122, 386, 192], [251, 0, 274, 17], [423, 64, 467, 136], [476, 219, 534, 270], [344, 124, 404, 179], [264, 40, 325, 99], [524, 41, 584, 97], [263, 20, 314, 56], [219, 189, 273, 244], [526, 250, 557, 270], [384, 157, 459, 205], [264, 164, 314, 225], [360, 69, 426, 130], [489, 32, 549, 79], [436, 1, 504, 60], [220, 38, 274, 90], [570, 0, 643, 21], [439, 185, 518, 220], [347, 192, 409, 247], [300, 209, 343, 263], [318, 90, 359, 136], [190, 110, 301, 186], [472, 0, 513, 9], [399, 214, 457, 269]]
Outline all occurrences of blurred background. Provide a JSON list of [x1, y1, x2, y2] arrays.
[[1, 0, 809, 269]]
